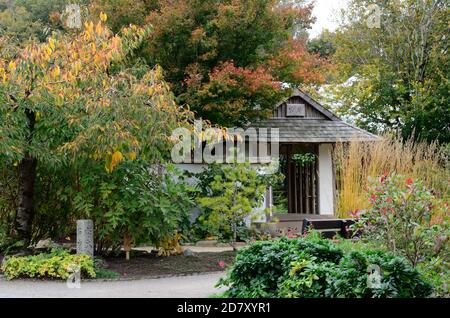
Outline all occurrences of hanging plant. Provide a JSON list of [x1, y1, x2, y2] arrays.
[[292, 153, 316, 166]]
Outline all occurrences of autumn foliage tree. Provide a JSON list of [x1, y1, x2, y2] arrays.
[[0, 15, 191, 243], [138, 0, 331, 126], [184, 61, 283, 126]]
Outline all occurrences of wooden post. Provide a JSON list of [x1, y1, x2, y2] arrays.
[[287, 145, 292, 214], [123, 232, 131, 261]]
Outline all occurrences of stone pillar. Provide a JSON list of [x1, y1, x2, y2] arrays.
[[77, 219, 94, 257]]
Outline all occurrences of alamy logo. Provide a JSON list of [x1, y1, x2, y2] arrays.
[[66, 264, 81, 289], [170, 120, 279, 164], [367, 264, 382, 289], [64, 4, 82, 29], [367, 4, 381, 29]]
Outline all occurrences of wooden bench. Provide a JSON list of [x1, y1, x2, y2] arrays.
[[268, 213, 336, 237], [301, 218, 357, 239]]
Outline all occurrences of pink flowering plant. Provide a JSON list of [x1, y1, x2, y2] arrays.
[[354, 174, 449, 268]]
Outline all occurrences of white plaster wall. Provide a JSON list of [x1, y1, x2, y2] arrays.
[[318, 144, 335, 215]]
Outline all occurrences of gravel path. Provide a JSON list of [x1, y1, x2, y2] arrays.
[[0, 272, 225, 298]]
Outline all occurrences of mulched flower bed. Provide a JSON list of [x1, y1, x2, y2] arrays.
[[0, 250, 237, 280], [100, 250, 237, 279]]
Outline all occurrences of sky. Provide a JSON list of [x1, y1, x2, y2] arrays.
[[308, 0, 349, 38]]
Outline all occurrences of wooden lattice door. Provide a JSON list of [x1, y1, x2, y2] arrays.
[[287, 153, 319, 214]]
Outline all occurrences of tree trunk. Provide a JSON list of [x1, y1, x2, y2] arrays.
[[14, 107, 37, 244], [231, 221, 237, 251], [15, 154, 37, 243]]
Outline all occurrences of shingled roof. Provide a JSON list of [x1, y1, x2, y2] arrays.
[[249, 89, 380, 143]]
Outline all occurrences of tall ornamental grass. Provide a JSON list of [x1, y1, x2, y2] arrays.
[[334, 136, 449, 217]]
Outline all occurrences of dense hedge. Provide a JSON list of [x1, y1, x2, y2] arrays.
[[218, 237, 433, 298]]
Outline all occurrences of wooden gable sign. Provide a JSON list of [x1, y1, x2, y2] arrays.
[[286, 103, 306, 117]]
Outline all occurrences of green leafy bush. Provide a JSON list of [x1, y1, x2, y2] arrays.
[[0, 223, 9, 252], [279, 256, 337, 298], [94, 268, 119, 279], [188, 162, 283, 243], [0, 159, 84, 250], [354, 174, 449, 266], [289, 236, 344, 264], [418, 257, 450, 298], [326, 250, 433, 298], [0, 163, 20, 252], [218, 236, 343, 297], [72, 162, 194, 255], [219, 236, 432, 298], [186, 163, 241, 242], [196, 162, 269, 249], [1, 249, 96, 280], [352, 174, 449, 295], [219, 239, 292, 297]]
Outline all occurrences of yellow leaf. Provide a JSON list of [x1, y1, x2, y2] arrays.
[[55, 93, 64, 106], [155, 65, 163, 78], [8, 61, 16, 71], [95, 22, 102, 36], [73, 60, 82, 73], [48, 38, 55, 51], [51, 66, 60, 78], [100, 12, 108, 22], [85, 21, 94, 34], [126, 152, 137, 161], [107, 150, 124, 172], [112, 150, 123, 163]]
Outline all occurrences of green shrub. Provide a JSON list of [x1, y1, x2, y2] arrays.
[[197, 162, 269, 250], [354, 174, 449, 266], [92, 257, 120, 279], [288, 235, 343, 264], [186, 164, 230, 241], [189, 162, 283, 244], [352, 174, 449, 296], [326, 249, 433, 298], [279, 256, 337, 298], [1, 249, 96, 280], [0, 223, 9, 253], [219, 236, 433, 298], [1, 158, 82, 246], [417, 257, 450, 298], [1, 159, 195, 257], [218, 236, 343, 298], [72, 162, 194, 256], [219, 239, 292, 297], [94, 268, 120, 279]]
